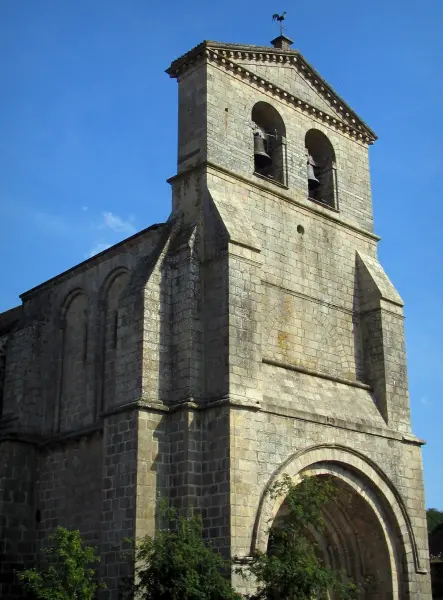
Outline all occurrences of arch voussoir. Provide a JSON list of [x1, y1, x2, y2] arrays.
[[252, 443, 422, 599]]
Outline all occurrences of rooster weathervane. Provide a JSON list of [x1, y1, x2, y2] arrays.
[[272, 11, 287, 35]]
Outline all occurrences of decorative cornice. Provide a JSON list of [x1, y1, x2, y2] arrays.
[[166, 40, 376, 145]]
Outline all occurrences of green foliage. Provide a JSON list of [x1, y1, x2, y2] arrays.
[[239, 475, 359, 600], [132, 503, 241, 600], [427, 508, 443, 535], [17, 526, 103, 600]]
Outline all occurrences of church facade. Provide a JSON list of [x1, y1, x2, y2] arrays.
[[0, 36, 432, 598]]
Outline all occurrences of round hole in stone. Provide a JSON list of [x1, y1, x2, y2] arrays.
[[297, 225, 305, 235]]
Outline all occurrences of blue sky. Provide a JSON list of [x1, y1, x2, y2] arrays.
[[1, 1, 442, 508]]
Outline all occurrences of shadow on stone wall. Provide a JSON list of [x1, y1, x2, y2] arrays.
[[352, 261, 365, 384]]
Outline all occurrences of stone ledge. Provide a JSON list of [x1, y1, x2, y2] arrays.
[[263, 357, 372, 390], [101, 400, 168, 418], [210, 394, 262, 411], [0, 422, 104, 447], [168, 161, 381, 242], [102, 395, 263, 416], [167, 395, 262, 412], [263, 279, 355, 316], [38, 423, 103, 448], [261, 400, 404, 442], [253, 171, 289, 190], [402, 432, 426, 446]]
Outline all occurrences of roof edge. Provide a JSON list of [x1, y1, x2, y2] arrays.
[[0, 306, 22, 335], [20, 222, 166, 300], [166, 40, 376, 142]]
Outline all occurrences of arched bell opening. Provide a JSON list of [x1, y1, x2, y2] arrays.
[[305, 129, 337, 208], [269, 474, 395, 599], [252, 102, 287, 185]]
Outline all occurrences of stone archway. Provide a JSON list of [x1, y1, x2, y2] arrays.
[[253, 445, 424, 599], [272, 471, 394, 598]]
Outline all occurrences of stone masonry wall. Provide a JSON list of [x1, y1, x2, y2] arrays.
[[2, 321, 44, 434], [0, 226, 166, 600], [206, 168, 377, 409], [0, 441, 36, 600], [100, 411, 138, 599], [262, 282, 363, 381], [2, 227, 164, 437], [100, 270, 130, 415], [36, 433, 103, 548], [177, 64, 207, 174], [229, 406, 431, 596], [59, 291, 90, 433], [136, 410, 169, 540], [0, 334, 9, 415]]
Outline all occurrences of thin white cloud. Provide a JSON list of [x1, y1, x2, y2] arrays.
[[101, 211, 136, 235], [419, 396, 431, 407], [86, 243, 112, 258], [32, 209, 75, 237], [17, 203, 137, 260]]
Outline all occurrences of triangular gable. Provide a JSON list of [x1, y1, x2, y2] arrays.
[[167, 40, 377, 143], [235, 59, 343, 119]]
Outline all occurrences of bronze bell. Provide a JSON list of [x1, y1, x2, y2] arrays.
[[307, 154, 320, 189], [254, 133, 272, 169]]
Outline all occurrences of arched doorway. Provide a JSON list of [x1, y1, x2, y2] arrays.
[[253, 446, 422, 599], [272, 473, 394, 598]]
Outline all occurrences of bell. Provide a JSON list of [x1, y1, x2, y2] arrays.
[[254, 133, 272, 169], [307, 154, 320, 189]]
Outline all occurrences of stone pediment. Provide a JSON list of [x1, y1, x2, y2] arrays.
[[235, 59, 342, 119], [167, 40, 377, 145]]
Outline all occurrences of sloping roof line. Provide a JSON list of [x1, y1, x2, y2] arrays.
[[0, 306, 22, 336], [166, 40, 377, 143], [20, 222, 165, 300]]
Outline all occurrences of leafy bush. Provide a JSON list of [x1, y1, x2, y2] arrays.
[[427, 508, 443, 534], [17, 526, 103, 600], [132, 504, 240, 600]]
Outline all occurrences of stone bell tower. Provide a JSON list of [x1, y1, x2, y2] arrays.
[[164, 35, 432, 598], [0, 34, 431, 600]]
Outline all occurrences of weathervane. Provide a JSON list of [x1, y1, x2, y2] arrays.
[[272, 11, 287, 36]]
